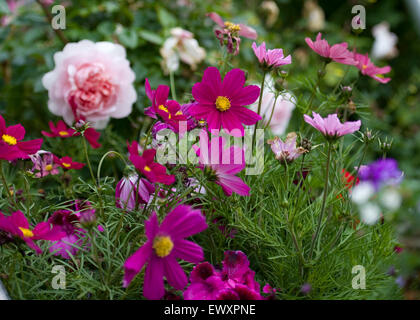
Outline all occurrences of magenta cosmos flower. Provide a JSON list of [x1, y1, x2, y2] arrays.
[[115, 174, 155, 211], [252, 42, 292, 69], [0, 115, 42, 161], [304, 112, 361, 140], [128, 141, 175, 185], [184, 250, 263, 300], [48, 209, 85, 259], [53, 155, 85, 170], [267, 132, 306, 163], [42, 120, 77, 138], [193, 131, 250, 196], [123, 205, 208, 300], [0, 210, 65, 254], [190, 67, 261, 137], [42, 40, 137, 129], [353, 52, 391, 84], [144, 79, 170, 119], [305, 33, 356, 65]]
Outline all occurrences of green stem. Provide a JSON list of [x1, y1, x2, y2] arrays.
[[309, 142, 333, 260], [169, 71, 177, 101], [264, 93, 279, 131], [252, 70, 267, 149], [0, 161, 16, 209], [82, 136, 97, 187], [303, 60, 328, 115]]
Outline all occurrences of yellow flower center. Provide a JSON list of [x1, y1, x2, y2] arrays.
[[45, 164, 53, 171], [224, 21, 241, 33], [153, 236, 174, 258], [2, 134, 17, 145], [362, 64, 368, 70], [175, 110, 183, 116], [19, 227, 34, 238], [58, 131, 69, 136], [62, 163, 71, 168], [215, 96, 231, 112], [158, 104, 171, 119], [144, 165, 151, 172]]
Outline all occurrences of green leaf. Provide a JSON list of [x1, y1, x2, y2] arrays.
[[138, 30, 163, 45], [118, 28, 138, 49], [157, 7, 176, 29]]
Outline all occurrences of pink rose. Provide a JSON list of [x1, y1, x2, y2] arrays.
[[42, 40, 137, 129]]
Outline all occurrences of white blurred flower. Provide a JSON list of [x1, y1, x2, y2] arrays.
[[303, 0, 325, 32], [360, 202, 381, 225], [261, 1, 279, 27], [160, 27, 206, 74], [371, 22, 398, 60], [351, 181, 375, 205], [380, 187, 402, 211], [250, 76, 295, 136]]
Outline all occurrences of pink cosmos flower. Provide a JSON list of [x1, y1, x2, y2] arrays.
[[267, 132, 306, 163], [305, 33, 357, 65], [53, 155, 85, 170], [128, 141, 175, 185], [193, 131, 250, 196], [207, 12, 257, 55], [252, 42, 292, 69], [29, 151, 60, 178], [190, 67, 261, 137], [353, 52, 391, 83], [42, 120, 77, 138], [184, 250, 263, 300], [0, 210, 65, 254], [0, 115, 43, 161], [115, 174, 155, 211], [42, 40, 137, 129], [123, 205, 208, 300], [304, 112, 361, 139]]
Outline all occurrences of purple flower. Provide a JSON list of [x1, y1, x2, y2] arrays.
[[304, 112, 361, 140], [29, 150, 60, 178], [123, 205, 208, 300], [300, 283, 312, 295], [359, 158, 403, 190], [115, 174, 155, 211]]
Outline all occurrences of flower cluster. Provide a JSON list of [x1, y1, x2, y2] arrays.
[[184, 250, 272, 300], [306, 32, 392, 83], [352, 159, 403, 225]]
